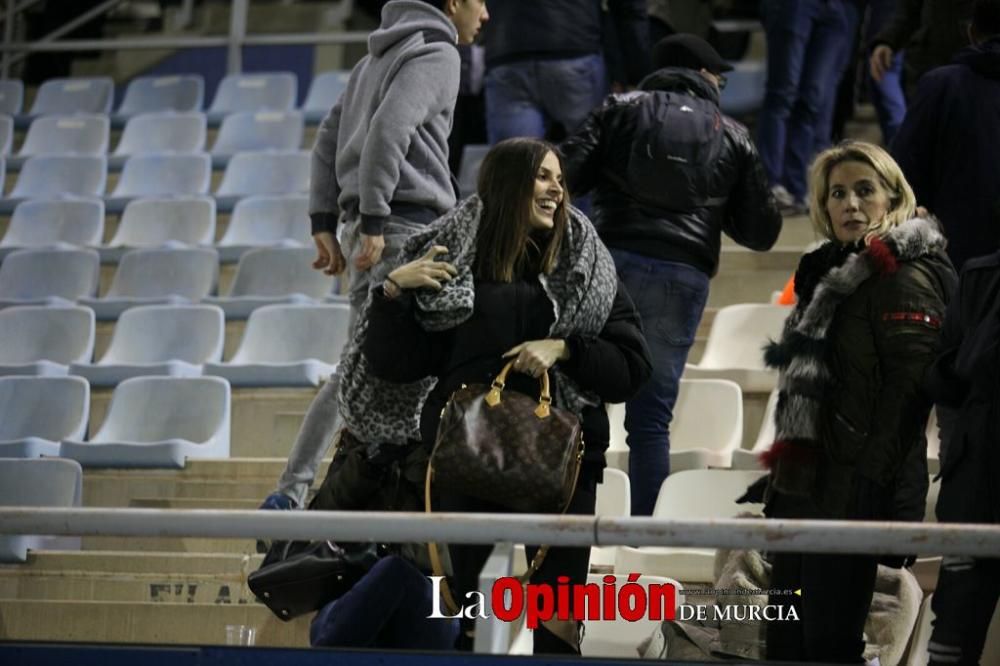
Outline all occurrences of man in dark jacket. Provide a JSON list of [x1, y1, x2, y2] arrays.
[[561, 34, 783, 515], [891, 0, 1000, 270], [924, 248, 1000, 665], [480, 0, 649, 143]]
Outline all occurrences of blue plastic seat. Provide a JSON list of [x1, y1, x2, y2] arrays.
[[301, 70, 350, 123], [17, 76, 113, 127], [106, 153, 211, 213], [0, 305, 95, 377], [210, 110, 304, 167], [0, 198, 104, 260], [214, 149, 309, 212], [110, 111, 206, 170], [0, 376, 89, 459], [9, 114, 109, 170], [458, 144, 489, 198], [216, 194, 310, 262], [80, 246, 219, 320], [0, 114, 12, 155], [0, 457, 83, 561], [101, 196, 215, 262], [719, 60, 767, 117], [0, 155, 107, 213], [113, 74, 204, 126], [0, 247, 100, 308], [0, 80, 24, 116], [206, 72, 297, 125]]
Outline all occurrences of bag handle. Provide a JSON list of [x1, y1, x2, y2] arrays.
[[486, 359, 553, 418]]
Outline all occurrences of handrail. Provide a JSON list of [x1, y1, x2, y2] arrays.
[[1, 507, 999, 557]]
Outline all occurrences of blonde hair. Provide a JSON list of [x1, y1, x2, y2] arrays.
[[807, 141, 916, 243]]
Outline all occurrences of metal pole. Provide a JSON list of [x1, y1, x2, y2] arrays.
[[227, 0, 248, 75], [475, 542, 515, 654], [0, 0, 44, 25], [1, 0, 13, 79], [4, 0, 124, 68]]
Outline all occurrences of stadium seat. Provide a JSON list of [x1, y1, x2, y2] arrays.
[[925, 407, 941, 475], [301, 70, 350, 123], [0, 457, 83, 562], [105, 153, 211, 213], [683, 303, 790, 392], [591, 468, 631, 569], [101, 196, 215, 262], [214, 149, 310, 212], [109, 111, 206, 170], [204, 246, 336, 318], [1, 155, 107, 213], [60, 376, 231, 468], [215, 194, 310, 262], [0, 114, 12, 155], [113, 74, 204, 125], [0, 79, 24, 116], [209, 110, 304, 167], [9, 114, 109, 170], [731, 388, 778, 470], [204, 303, 348, 386], [18, 77, 113, 127], [0, 305, 95, 377], [70, 304, 224, 386], [206, 71, 297, 125], [0, 247, 100, 308], [719, 60, 767, 117], [458, 144, 489, 198], [0, 376, 89, 458], [580, 573, 685, 658], [615, 469, 766, 582], [79, 247, 218, 320], [0, 198, 104, 260]]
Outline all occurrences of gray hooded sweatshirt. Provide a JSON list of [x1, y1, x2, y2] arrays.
[[309, 0, 460, 236]]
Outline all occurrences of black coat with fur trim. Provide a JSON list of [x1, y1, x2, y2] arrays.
[[762, 218, 957, 521]]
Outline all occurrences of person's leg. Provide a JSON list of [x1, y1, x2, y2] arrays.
[[800, 553, 878, 663], [610, 250, 708, 516], [929, 557, 1000, 664], [539, 54, 609, 138], [484, 62, 547, 144], [864, 0, 906, 145], [814, 0, 862, 152], [766, 551, 806, 661]]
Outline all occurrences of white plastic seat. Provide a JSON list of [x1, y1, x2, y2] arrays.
[[110, 111, 206, 169], [80, 247, 218, 320], [105, 153, 211, 213], [9, 114, 109, 170], [206, 72, 297, 125], [590, 468, 631, 569], [925, 407, 940, 475], [70, 304, 224, 386], [1, 155, 107, 213], [458, 144, 489, 198], [209, 110, 304, 167], [214, 149, 310, 212], [301, 70, 350, 123], [683, 303, 791, 392], [0, 80, 24, 116], [0, 305, 94, 377], [0, 198, 104, 260], [17, 76, 113, 127], [615, 469, 766, 583], [113, 74, 204, 125], [61, 376, 230, 468], [0, 247, 100, 308], [0, 457, 83, 561], [204, 246, 334, 318], [0, 376, 89, 458], [732, 388, 779, 470], [0, 114, 13, 155], [204, 303, 348, 386], [100, 196, 215, 262], [216, 194, 310, 262], [580, 573, 685, 658]]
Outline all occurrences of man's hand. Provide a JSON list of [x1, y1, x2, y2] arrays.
[[354, 233, 386, 271], [869, 45, 894, 82], [503, 339, 570, 378], [312, 231, 346, 275]]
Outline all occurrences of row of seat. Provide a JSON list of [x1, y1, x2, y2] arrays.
[[0, 195, 311, 263], [0, 303, 348, 387], [0, 149, 309, 213], [0, 71, 348, 127], [0, 245, 339, 319], [0, 110, 306, 170]]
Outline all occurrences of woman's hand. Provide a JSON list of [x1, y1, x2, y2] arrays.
[[503, 339, 570, 377], [384, 246, 457, 296]]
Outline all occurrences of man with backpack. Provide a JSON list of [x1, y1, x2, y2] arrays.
[[561, 34, 782, 516]]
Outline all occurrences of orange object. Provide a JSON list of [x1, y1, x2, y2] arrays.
[[778, 275, 796, 305]]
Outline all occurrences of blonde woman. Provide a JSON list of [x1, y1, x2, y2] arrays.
[[759, 141, 957, 662]]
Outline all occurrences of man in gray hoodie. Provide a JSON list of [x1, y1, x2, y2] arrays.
[[262, 0, 489, 512]]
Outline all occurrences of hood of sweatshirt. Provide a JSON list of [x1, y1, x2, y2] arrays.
[[953, 36, 1000, 79], [369, 0, 457, 57]]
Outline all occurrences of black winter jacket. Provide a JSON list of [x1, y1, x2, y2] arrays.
[[362, 276, 652, 474], [560, 68, 782, 276]]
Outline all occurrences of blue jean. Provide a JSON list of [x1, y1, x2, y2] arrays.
[[310, 555, 458, 649], [865, 0, 906, 145], [611, 249, 709, 516], [484, 54, 608, 143], [757, 0, 854, 200]]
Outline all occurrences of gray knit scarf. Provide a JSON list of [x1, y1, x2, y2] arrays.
[[338, 195, 618, 446]]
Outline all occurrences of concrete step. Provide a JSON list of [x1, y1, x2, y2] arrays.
[[129, 497, 260, 510], [0, 599, 310, 647], [0, 550, 261, 576], [721, 212, 820, 250], [84, 458, 323, 482], [83, 477, 277, 507], [82, 536, 259, 555]]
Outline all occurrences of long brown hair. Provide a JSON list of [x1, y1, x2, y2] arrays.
[[474, 138, 569, 282]]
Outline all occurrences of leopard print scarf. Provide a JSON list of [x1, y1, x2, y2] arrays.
[[338, 195, 618, 446]]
